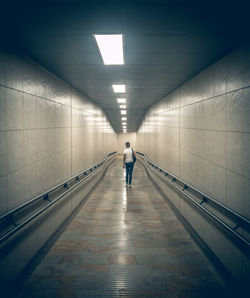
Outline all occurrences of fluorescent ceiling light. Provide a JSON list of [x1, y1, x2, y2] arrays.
[[122, 117, 127, 121], [121, 110, 126, 115], [112, 85, 126, 93], [119, 105, 126, 109], [117, 98, 126, 104], [94, 34, 124, 65], [122, 122, 127, 126]]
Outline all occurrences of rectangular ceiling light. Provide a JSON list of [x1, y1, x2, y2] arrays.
[[122, 117, 127, 121], [121, 110, 126, 115], [112, 85, 126, 93], [119, 105, 126, 109], [94, 34, 124, 65], [117, 98, 126, 104]]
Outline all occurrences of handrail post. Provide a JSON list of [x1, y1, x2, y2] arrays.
[[200, 197, 207, 205], [44, 194, 51, 202]]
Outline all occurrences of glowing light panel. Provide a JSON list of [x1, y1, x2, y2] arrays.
[[94, 34, 124, 65], [112, 85, 126, 93], [117, 98, 126, 104]]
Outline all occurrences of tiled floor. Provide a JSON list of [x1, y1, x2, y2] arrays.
[[18, 158, 228, 297]]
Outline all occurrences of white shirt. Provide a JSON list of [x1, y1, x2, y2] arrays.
[[124, 148, 133, 163]]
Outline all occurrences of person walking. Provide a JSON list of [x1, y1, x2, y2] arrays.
[[123, 142, 136, 188]]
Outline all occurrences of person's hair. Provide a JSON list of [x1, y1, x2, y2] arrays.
[[125, 142, 130, 147]]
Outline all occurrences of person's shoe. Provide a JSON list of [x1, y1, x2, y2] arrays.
[[129, 185, 132, 188], [126, 184, 128, 188]]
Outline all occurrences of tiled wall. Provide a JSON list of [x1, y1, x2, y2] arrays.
[[136, 47, 250, 284], [0, 48, 117, 216], [137, 46, 250, 220]]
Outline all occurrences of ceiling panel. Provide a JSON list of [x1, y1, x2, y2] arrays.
[[1, 0, 248, 133]]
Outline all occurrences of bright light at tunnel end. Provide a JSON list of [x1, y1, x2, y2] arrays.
[[94, 34, 124, 65]]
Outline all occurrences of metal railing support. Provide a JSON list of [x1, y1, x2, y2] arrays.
[[0, 152, 116, 244], [137, 152, 250, 249]]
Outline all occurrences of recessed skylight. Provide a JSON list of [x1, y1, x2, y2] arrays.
[[121, 110, 126, 115], [112, 85, 126, 93], [117, 98, 126, 104], [119, 105, 126, 109], [94, 34, 124, 65]]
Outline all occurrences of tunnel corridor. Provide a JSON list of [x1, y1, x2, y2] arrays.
[[0, 1, 250, 296], [16, 158, 227, 297]]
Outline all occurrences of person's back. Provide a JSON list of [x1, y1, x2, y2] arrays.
[[124, 147, 133, 163], [123, 142, 136, 188]]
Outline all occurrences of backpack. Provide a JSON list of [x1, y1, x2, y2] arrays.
[[132, 149, 136, 163]]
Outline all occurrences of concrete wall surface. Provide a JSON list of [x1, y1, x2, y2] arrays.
[[136, 46, 250, 287], [0, 157, 115, 287], [0, 47, 117, 216], [0, 46, 117, 287]]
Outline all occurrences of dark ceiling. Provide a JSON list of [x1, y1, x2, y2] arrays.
[[1, 0, 250, 132]]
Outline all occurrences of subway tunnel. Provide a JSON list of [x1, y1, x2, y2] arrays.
[[0, 0, 250, 297]]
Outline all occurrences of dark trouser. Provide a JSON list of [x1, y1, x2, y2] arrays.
[[125, 162, 134, 185]]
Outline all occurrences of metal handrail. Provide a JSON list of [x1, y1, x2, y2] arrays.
[[137, 152, 250, 248], [0, 152, 116, 244]]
